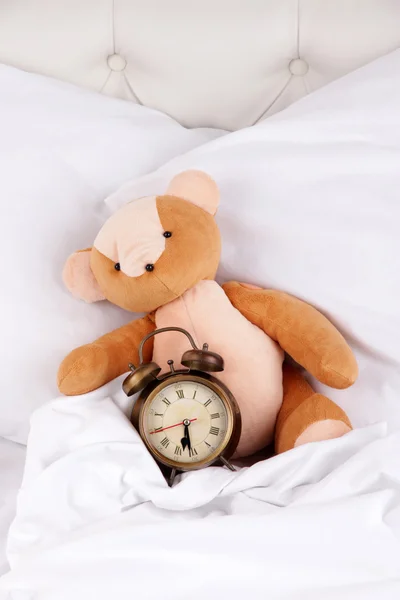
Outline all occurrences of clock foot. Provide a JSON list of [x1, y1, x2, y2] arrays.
[[220, 456, 237, 472], [168, 468, 177, 487]]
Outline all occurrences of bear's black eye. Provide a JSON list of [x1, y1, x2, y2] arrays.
[[163, 231, 172, 238], [145, 264, 154, 272], [114, 263, 121, 271]]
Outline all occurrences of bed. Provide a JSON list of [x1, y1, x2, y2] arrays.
[[0, 1, 399, 596]]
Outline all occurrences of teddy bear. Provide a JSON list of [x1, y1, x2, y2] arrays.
[[58, 170, 358, 457]]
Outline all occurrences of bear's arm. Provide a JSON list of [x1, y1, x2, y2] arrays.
[[57, 314, 156, 395], [222, 282, 357, 389]]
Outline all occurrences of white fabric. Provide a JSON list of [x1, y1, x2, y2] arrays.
[[0, 440, 25, 577], [106, 50, 400, 433], [1, 1, 399, 130], [1, 381, 399, 598], [0, 64, 223, 445]]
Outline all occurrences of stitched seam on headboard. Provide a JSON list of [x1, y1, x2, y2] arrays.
[[297, 0, 300, 58], [252, 75, 293, 125], [112, 0, 116, 53]]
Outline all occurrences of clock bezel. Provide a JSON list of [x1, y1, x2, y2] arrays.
[[131, 370, 241, 471]]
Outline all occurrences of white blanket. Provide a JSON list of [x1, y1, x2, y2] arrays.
[[0, 440, 25, 577], [1, 377, 399, 599]]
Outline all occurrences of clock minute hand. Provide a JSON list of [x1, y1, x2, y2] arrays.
[[186, 424, 192, 452]]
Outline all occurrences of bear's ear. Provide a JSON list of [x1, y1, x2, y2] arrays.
[[62, 248, 105, 303], [166, 170, 219, 215]]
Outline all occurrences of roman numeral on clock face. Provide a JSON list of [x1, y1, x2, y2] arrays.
[[209, 426, 219, 436], [210, 413, 220, 419], [162, 398, 171, 406], [204, 399, 212, 408], [189, 447, 198, 457], [176, 390, 184, 399], [160, 437, 170, 448], [174, 446, 182, 456]]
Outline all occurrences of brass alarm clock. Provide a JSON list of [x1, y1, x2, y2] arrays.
[[123, 327, 241, 485]]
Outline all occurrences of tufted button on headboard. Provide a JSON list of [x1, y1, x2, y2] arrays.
[[0, 0, 399, 131]]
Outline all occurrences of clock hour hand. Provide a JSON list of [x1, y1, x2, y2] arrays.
[[181, 431, 189, 452]]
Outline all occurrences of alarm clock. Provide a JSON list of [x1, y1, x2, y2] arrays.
[[123, 327, 241, 485]]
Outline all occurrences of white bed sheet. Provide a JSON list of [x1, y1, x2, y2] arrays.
[[1, 47, 400, 600], [0, 439, 25, 577], [0, 379, 399, 599]]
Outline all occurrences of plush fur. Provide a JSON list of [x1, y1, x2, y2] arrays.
[[58, 170, 358, 457]]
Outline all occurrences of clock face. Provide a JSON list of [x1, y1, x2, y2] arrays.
[[140, 376, 234, 468]]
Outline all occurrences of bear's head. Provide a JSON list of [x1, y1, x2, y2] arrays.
[[63, 170, 221, 313]]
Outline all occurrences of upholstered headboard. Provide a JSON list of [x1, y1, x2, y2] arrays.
[[1, 0, 399, 131]]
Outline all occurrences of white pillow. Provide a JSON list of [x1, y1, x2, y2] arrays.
[[106, 50, 400, 433], [0, 65, 224, 444]]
